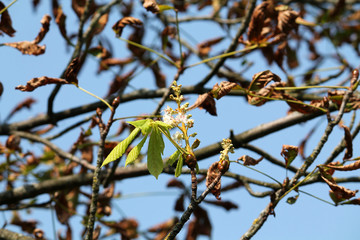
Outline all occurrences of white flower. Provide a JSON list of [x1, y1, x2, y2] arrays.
[[172, 131, 184, 146], [162, 106, 177, 126]]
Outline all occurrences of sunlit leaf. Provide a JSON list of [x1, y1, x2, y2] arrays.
[[125, 134, 148, 166], [128, 119, 152, 135], [147, 126, 164, 179], [101, 128, 140, 167], [167, 149, 181, 166], [158, 5, 175, 13]]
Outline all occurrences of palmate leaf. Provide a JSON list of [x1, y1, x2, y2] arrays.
[[147, 126, 165, 179], [125, 134, 148, 166], [167, 149, 181, 166], [128, 119, 153, 135], [101, 128, 140, 167]]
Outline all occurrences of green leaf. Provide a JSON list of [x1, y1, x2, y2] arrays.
[[167, 149, 181, 166], [158, 4, 175, 13], [128, 119, 153, 135], [125, 134, 148, 166], [175, 155, 183, 177], [155, 120, 173, 130], [147, 127, 165, 179], [101, 128, 140, 167]]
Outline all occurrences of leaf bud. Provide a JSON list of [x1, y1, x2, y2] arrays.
[[218, 159, 230, 173], [112, 97, 120, 108], [184, 153, 197, 168]]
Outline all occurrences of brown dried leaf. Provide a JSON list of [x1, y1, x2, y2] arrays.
[[11, 212, 38, 234], [64, 57, 81, 84], [248, 70, 281, 91], [52, 0, 69, 43], [106, 69, 135, 97], [3, 41, 46, 56], [211, 81, 238, 100], [33, 14, 51, 44], [221, 181, 244, 192], [340, 124, 353, 160], [167, 178, 185, 189], [281, 145, 298, 168], [277, 9, 299, 34], [204, 200, 238, 211], [342, 198, 360, 205], [8, 97, 37, 120], [151, 62, 166, 88], [143, 0, 159, 14], [99, 57, 133, 72], [298, 126, 316, 159], [197, 37, 224, 56], [6, 135, 21, 151], [174, 194, 185, 211], [71, 0, 97, 19], [0, 81, 4, 97], [101, 218, 138, 239], [189, 93, 217, 116], [239, 155, 263, 166], [0, 1, 16, 37], [112, 16, 143, 37], [161, 26, 177, 50], [15, 77, 70, 92], [148, 217, 178, 233], [326, 160, 360, 171], [91, 11, 109, 36], [285, 94, 326, 114], [54, 192, 73, 224], [321, 175, 358, 200], [247, 1, 275, 42], [206, 161, 221, 200]]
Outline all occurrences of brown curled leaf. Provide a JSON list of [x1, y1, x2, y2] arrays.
[[3, 41, 46, 56], [71, 0, 97, 19], [167, 178, 185, 189], [340, 124, 353, 160], [33, 14, 51, 44], [150, 62, 166, 88], [143, 0, 159, 14], [285, 95, 326, 114], [189, 92, 217, 116], [239, 155, 263, 166], [206, 161, 221, 200], [0, 81, 3, 97], [52, 0, 69, 43], [64, 57, 81, 84], [248, 80, 285, 106], [197, 36, 225, 56], [8, 97, 37, 120], [211, 81, 238, 100], [98, 57, 133, 72], [321, 175, 358, 200], [15, 77, 71, 92], [112, 16, 143, 37], [106, 68, 136, 97], [0, 1, 16, 37], [326, 160, 360, 171], [281, 145, 298, 168], [148, 217, 178, 240], [247, 1, 275, 42], [277, 9, 299, 35]]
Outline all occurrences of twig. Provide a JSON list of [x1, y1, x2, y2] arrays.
[[11, 130, 96, 171], [195, 0, 257, 87]]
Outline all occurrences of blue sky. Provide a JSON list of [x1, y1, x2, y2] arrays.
[[1, 0, 360, 239]]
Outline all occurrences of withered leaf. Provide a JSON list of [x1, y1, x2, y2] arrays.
[[247, 1, 275, 42], [64, 57, 81, 84], [277, 9, 299, 35], [54, 192, 73, 224], [112, 16, 143, 37], [298, 126, 316, 159], [151, 62, 166, 88], [71, 0, 97, 19], [174, 194, 185, 211], [52, 0, 69, 43], [322, 176, 358, 200], [91, 11, 109, 36], [239, 155, 263, 166], [128, 27, 145, 57], [161, 26, 177, 50], [211, 81, 238, 100], [106, 68, 135, 97], [204, 200, 238, 211], [143, 0, 159, 14], [101, 218, 138, 239], [248, 70, 282, 92], [148, 217, 178, 233], [189, 93, 217, 116], [197, 36, 224, 56], [326, 160, 360, 171], [15, 76, 71, 92], [11, 212, 38, 234], [8, 97, 37, 120], [0, 1, 16, 37], [3, 41, 46, 56], [33, 14, 51, 44], [6, 134, 21, 151], [167, 178, 185, 189], [285, 95, 326, 114], [0, 81, 3, 97], [99, 57, 133, 72], [206, 161, 221, 200], [340, 124, 353, 160], [280, 145, 298, 168]]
